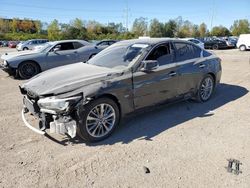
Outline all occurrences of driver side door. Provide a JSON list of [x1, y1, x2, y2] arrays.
[[132, 42, 179, 109], [46, 42, 79, 70]]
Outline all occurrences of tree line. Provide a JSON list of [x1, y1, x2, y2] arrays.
[[0, 17, 249, 41]]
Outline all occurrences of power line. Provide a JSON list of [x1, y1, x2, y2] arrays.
[[1, 2, 122, 13]]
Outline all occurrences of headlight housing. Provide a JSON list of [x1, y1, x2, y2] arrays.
[[38, 95, 82, 113], [3, 60, 7, 66]]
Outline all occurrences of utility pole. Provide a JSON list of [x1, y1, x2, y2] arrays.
[[210, 0, 215, 32], [124, 0, 129, 32]]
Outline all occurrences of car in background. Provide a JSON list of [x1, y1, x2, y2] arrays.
[[225, 38, 237, 48], [8, 41, 18, 48], [0, 40, 103, 79], [237, 34, 250, 51], [20, 38, 222, 142], [204, 38, 228, 50], [95, 40, 117, 50], [16, 39, 49, 51], [1, 41, 9, 47], [181, 38, 204, 48]]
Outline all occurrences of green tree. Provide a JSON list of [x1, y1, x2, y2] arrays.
[[149, 19, 164, 37], [164, 20, 177, 37], [191, 24, 200, 37], [71, 18, 84, 29], [230, 19, 250, 36], [211, 25, 231, 36], [47, 19, 61, 40], [34, 20, 42, 33], [131, 17, 148, 36], [0, 18, 11, 33], [177, 20, 193, 38], [199, 23, 207, 37], [11, 18, 19, 33]]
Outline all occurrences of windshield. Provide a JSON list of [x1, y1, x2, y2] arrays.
[[88, 43, 149, 69], [34, 42, 53, 52]]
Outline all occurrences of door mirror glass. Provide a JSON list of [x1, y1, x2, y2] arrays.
[[141, 60, 159, 72], [53, 45, 61, 52]]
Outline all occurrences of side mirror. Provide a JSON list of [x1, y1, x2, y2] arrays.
[[53, 45, 61, 52], [141, 60, 159, 72]]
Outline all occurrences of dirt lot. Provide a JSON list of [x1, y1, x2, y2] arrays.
[[0, 47, 250, 188]]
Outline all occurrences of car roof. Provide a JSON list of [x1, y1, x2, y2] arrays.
[[52, 40, 90, 45], [115, 38, 190, 46]]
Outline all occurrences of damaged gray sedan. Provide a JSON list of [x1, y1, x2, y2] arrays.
[[20, 38, 222, 142]]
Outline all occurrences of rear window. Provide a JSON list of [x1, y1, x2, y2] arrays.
[[73, 42, 84, 49], [174, 42, 201, 61], [203, 50, 212, 57]]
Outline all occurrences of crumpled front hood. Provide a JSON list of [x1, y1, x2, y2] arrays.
[[1, 50, 39, 61], [22, 63, 119, 96]]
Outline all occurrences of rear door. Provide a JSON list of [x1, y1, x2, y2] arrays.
[[133, 42, 179, 109], [173, 42, 204, 96], [46, 42, 79, 69]]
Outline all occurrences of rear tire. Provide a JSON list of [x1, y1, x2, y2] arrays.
[[239, 45, 246, 51], [23, 47, 29, 50], [195, 74, 214, 102], [77, 97, 120, 142], [18, 61, 40, 79], [212, 44, 219, 50]]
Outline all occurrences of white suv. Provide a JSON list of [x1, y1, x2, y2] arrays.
[[237, 34, 250, 51]]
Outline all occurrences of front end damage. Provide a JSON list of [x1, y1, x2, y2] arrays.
[[20, 87, 87, 138], [0, 59, 17, 76]]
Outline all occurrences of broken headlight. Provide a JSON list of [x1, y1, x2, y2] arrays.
[[38, 95, 82, 113]]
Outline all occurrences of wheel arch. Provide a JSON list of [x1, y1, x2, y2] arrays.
[[18, 60, 41, 72], [207, 72, 216, 85], [94, 93, 122, 116]]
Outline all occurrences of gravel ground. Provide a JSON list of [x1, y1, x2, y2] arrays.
[[0, 47, 250, 188]]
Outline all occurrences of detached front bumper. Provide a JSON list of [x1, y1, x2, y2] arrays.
[[22, 96, 77, 138]]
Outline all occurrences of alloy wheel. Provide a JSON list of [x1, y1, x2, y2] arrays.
[[86, 103, 116, 138], [200, 77, 214, 101]]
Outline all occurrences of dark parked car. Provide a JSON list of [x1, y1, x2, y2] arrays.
[[1, 41, 9, 47], [20, 38, 222, 142], [204, 38, 228, 50]]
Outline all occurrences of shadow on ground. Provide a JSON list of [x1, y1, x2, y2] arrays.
[[57, 83, 248, 146]]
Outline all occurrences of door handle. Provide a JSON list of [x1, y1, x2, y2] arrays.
[[199, 64, 206, 68], [169, 71, 177, 77], [74, 51, 78, 53]]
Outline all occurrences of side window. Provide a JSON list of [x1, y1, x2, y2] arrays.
[[59, 42, 75, 51], [108, 41, 115, 45], [174, 42, 200, 61], [189, 39, 199, 44], [98, 41, 109, 46], [193, 45, 202, 58], [146, 43, 174, 66], [73, 42, 84, 49]]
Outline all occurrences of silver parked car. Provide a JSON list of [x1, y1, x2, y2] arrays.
[[182, 38, 204, 49], [0, 40, 102, 79], [16, 39, 49, 51]]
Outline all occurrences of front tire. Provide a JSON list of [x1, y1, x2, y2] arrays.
[[18, 61, 40, 79], [77, 97, 120, 142], [23, 47, 29, 50], [196, 75, 214, 102]]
